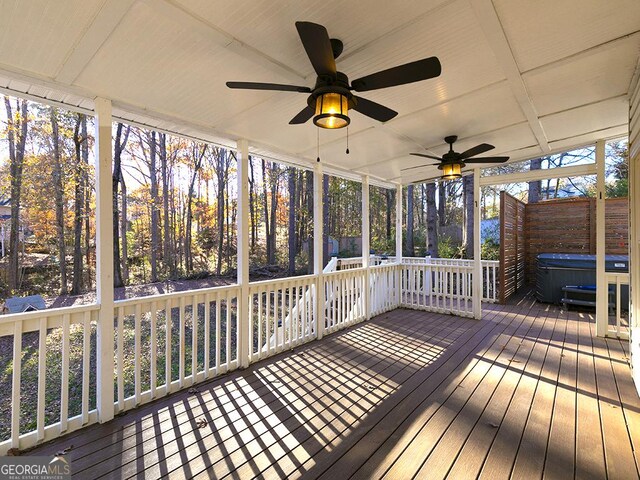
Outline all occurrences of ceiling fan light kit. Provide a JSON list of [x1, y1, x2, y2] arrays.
[[314, 91, 350, 129], [440, 162, 462, 180]]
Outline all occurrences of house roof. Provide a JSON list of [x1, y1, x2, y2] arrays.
[[0, 0, 638, 185], [4, 295, 46, 314]]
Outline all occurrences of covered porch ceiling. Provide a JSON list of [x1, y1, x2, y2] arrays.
[[1, 0, 639, 185]]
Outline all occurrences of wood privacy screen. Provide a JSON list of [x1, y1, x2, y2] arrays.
[[499, 191, 526, 304], [523, 197, 629, 284]]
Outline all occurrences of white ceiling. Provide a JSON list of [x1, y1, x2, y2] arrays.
[[0, 0, 638, 185]]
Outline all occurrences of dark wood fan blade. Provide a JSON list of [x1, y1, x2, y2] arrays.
[[352, 96, 397, 122], [289, 106, 315, 124], [226, 82, 311, 93], [459, 143, 494, 159], [295, 22, 337, 78], [351, 57, 441, 92], [463, 156, 509, 163], [410, 153, 442, 161], [401, 163, 440, 171]]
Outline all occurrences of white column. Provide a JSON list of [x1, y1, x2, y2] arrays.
[[94, 97, 114, 423], [236, 139, 250, 367], [395, 184, 403, 307], [362, 176, 371, 320], [314, 162, 325, 339], [596, 139, 607, 336], [473, 168, 482, 320]]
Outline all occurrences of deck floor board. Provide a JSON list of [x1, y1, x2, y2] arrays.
[[24, 296, 640, 480]]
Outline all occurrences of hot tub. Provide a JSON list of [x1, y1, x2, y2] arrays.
[[536, 253, 628, 305]]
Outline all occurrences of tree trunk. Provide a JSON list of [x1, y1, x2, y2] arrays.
[[149, 132, 159, 282], [71, 114, 86, 295], [438, 179, 446, 227], [322, 174, 330, 266], [288, 167, 296, 275], [385, 189, 393, 241], [186, 144, 207, 273], [4, 98, 28, 292], [159, 133, 175, 278], [112, 123, 129, 288], [268, 165, 279, 265], [463, 174, 474, 258], [215, 149, 226, 275], [120, 172, 128, 282], [528, 157, 542, 203], [50, 107, 67, 294], [306, 170, 314, 273], [426, 182, 438, 257], [82, 118, 91, 289], [406, 184, 414, 256], [248, 157, 257, 252]]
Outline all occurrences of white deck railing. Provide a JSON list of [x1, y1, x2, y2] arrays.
[[400, 262, 474, 317], [0, 255, 501, 454], [606, 272, 630, 339], [0, 304, 99, 454], [249, 275, 316, 362]]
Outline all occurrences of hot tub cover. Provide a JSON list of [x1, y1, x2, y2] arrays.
[[537, 253, 628, 272]]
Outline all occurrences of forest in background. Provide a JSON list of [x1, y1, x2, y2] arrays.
[[0, 94, 629, 304]]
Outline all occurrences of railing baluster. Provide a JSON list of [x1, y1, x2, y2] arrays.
[[37, 317, 46, 440], [215, 294, 221, 372], [117, 306, 124, 410], [11, 320, 22, 448], [82, 311, 90, 424], [204, 294, 211, 374], [150, 302, 157, 397], [134, 303, 141, 405], [60, 313, 70, 432], [226, 291, 231, 365], [191, 296, 198, 385], [165, 299, 172, 394], [178, 296, 185, 388]]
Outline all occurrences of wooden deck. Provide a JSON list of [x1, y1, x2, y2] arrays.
[[26, 292, 640, 479]]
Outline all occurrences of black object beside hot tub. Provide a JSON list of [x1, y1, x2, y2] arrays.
[[536, 253, 628, 305]]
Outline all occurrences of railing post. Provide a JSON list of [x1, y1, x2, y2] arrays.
[[473, 168, 482, 320], [596, 139, 607, 336], [396, 183, 403, 306], [94, 97, 114, 423], [314, 162, 325, 339], [362, 176, 371, 319], [236, 139, 250, 367]]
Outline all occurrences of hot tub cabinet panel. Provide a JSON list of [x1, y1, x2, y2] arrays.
[[536, 253, 628, 305]]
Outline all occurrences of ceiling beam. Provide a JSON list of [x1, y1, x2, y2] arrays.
[[469, 0, 550, 153], [478, 162, 596, 186], [55, 0, 136, 84]]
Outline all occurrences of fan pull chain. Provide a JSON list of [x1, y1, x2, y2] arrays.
[[346, 127, 349, 154], [316, 128, 320, 162]]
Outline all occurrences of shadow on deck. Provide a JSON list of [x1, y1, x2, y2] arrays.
[[25, 295, 640, 479]]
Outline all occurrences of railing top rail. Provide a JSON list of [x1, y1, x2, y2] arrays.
[[114, 283, 241, 307], [0, 303, 99, 324], [323, 267, 367, 279], [247, 274, 317, 289]]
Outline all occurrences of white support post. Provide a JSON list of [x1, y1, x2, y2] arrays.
[[362, 176, 371, 320], [314, 162, 325, 339], [596, 139, 607, 337], [236, 139, 250, 367], [94, 97, 114, 423], [473, 168, 482, 320], [395, 184, 403, 306]]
